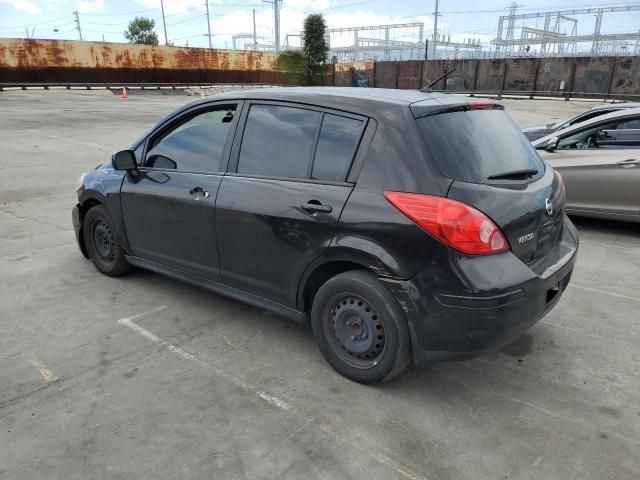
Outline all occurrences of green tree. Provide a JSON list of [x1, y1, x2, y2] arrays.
[[276, 50, 308, 85], [302, 14, 329, 70], [124, 17, 159, 45]]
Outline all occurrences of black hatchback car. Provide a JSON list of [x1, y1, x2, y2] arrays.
[[72, 87, 578, 383]]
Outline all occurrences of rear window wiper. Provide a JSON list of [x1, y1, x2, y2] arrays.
[[487, 169, 539, 180]]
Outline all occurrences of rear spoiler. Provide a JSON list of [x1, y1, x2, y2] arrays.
[[410, 100, 504, 119]]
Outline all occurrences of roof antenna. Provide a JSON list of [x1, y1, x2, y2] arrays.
[[421, 68, 457, 93]]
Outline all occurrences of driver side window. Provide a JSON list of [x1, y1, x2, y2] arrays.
[[557, 118, 638, 150], [145, 105, 237, 173]]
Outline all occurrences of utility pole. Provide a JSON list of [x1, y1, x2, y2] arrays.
[[73, 10, 82, 40], [253, 9, 257, 50], [204, 0, 212, 48], [263, 0, 282, 51], [432, 0, 439, 59], [274, 0, 282, 51], [160, 0, 168, 45]]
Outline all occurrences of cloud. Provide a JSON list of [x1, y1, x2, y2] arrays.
[[134, 0, 204, 16], [77, 0, 105, 13], [0, 0, 41, 14]]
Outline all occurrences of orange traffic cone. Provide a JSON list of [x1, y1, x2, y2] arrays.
[[120, 87, 128, 99]]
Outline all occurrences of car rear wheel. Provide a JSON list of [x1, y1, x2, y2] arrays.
[[83, 205, 130, 277], [311, 270, 411, 384]]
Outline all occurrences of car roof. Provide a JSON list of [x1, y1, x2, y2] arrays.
[[180, 87, 472, 117], [589, 102, 640, 111], [532, 107, 640, 146]]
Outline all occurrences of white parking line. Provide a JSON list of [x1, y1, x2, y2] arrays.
[[570, 284, 640, 303], [26, 129, 112, 153], [117, 307, 285, 408], [580, 240, 640, 251], [257, 391, 292, 411], [117, 307, 425, 479]]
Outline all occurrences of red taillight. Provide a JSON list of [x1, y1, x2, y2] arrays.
[[467, 100, 495, 110], [384, 192, 510, 255]]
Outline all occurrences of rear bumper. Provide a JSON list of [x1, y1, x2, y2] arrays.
[[383, 216, 579, 365]]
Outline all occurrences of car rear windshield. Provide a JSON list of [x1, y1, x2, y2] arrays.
[[416, 110, 544, 183]]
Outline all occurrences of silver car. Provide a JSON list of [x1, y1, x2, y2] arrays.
[[533, 108, 640, 223], [522, 102, 640, 141]]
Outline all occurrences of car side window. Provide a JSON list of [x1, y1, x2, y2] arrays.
[[619, 119, 640, 129], [558, 118, 640, 150], [311, 114, 364, 181], [237, 105, 321, 179], [145, 106, 236, 173]]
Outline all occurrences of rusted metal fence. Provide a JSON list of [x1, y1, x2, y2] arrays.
[[0, 39, 287, 86], [328, 56, 640, 100], [2, 39, 640, 99]]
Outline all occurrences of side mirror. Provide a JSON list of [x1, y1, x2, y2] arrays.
[[112, 150, 137, 171], [544, 136, 559, 152]]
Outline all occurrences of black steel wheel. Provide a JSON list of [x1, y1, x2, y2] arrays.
[[93, 219, 115, 265], [327, 295, 387, 369], [311, 270, 411, 384], [83, 205, 130, 277]]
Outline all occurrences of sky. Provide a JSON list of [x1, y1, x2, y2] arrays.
[[1, 0, 640, 52]]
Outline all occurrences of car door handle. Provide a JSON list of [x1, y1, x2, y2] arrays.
[[616, 159, 640, 168], [189, 186, 210, 199], [301, 201, 333, 214]]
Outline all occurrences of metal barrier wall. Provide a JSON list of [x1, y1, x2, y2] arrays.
[[0, 38, 286, 85], [2, 39, 639, 99], [330, 56, 640, 100]]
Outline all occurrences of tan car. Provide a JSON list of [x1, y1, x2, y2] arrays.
[[533, 108, 640, 223]]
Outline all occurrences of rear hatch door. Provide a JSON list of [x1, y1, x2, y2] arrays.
[[414, 105, 564, 264]]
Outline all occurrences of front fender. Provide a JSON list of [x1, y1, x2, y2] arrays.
[[78, 167, 129, 253]]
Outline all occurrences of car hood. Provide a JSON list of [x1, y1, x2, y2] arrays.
[[522, 124, 552, 132], [522, 126, 556, 142]]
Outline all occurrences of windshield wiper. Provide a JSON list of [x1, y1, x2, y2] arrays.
[[487, 169, 539, 180]]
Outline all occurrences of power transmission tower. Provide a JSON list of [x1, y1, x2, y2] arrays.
[[504, 2, 520, 55], [73, 10, 82, 40], [160, 0, 168, 45], [263, 0, 283, 51], [204, 0, 213, 48]]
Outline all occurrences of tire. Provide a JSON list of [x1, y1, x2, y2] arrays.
[[311, 270, 411, 384], [83, 205, 130, 277]]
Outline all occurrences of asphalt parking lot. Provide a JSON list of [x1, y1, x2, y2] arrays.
[[1, 89, 638, 480]]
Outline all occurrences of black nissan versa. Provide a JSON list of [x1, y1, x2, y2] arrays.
[[72, 87, 578, 383]]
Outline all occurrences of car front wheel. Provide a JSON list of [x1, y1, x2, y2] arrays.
[[311, 270, 411, 384], [83, 205, 130, 277]]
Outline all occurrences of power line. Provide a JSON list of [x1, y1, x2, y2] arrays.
[[166, 14, 206, 27], [23, 14, 74, 28]]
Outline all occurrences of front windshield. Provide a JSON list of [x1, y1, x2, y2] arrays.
[[551, 118, 568, 129]]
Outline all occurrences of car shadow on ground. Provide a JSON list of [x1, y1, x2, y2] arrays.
[[569, 215, 639, 237]]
